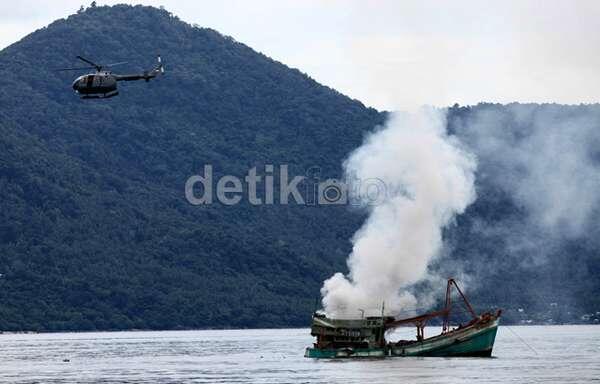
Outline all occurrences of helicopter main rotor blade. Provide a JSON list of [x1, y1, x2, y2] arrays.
[[76, 55, 101, 69], [56, 66, 96, 71], [104, 61, 128, 68]]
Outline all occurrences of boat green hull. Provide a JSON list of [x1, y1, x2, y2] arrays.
[[305, 318, 499, 359], [390, 318, 499, 357]]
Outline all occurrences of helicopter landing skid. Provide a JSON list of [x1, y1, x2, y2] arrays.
[[81, 91, 119, 99]]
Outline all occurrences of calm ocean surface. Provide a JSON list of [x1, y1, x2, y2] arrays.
[[1, 325, 598, 383]]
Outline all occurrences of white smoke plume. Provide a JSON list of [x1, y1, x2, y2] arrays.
[[321, 108, 477, 317], [454, 104, 600, 239]]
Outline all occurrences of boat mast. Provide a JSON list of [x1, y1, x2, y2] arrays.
[[443, 278, 478, 332], [379, 301, 386, 346]]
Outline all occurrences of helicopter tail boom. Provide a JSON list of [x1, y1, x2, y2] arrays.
[[115, 55, 164, 82]]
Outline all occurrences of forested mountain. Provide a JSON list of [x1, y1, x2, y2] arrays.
[[0, 4, 384, 330], [0, 4, 598, 331]]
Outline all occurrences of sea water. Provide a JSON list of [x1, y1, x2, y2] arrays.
[[0, 325, 598, 383]]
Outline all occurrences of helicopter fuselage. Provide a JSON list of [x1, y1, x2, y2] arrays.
[[72, 72, 118, 95]]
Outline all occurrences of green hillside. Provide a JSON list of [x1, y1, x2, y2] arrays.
[[0, 4, 383, 330]]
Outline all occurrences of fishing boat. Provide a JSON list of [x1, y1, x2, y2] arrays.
[[305, 279, 501, 358]]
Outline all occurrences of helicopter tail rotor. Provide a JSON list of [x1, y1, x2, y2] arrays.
[[156, 54, 164, 74]]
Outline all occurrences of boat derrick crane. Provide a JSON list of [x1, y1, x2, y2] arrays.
[[384, 279, 482, 340]]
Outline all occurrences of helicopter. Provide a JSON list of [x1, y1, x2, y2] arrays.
[[59, 55, 164, 99]]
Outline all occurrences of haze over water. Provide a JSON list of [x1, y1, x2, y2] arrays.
[[1, 325, 598, 383]]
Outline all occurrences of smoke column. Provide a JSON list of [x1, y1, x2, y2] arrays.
[[321, 108, 477, 317], [454, 104, 600, 240]]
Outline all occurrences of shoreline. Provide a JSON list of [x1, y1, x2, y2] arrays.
[[1, 322, 598, 336]]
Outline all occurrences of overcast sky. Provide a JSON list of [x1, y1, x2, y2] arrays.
[[2, 1, 600, 110]]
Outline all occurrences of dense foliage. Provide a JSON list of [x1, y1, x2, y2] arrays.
[[0, 5, 598, 331]]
